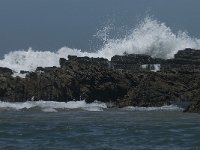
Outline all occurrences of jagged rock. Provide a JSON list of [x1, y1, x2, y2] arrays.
[[160, 48, 200, 73], [111, 54, 155, 64], [0, 67, 13, 75], [60, 58, 70, 68], [36, 66, 57, 73], [68, 55, 78, 60], [0, 48, 200, 113], [185, 100, 200, 113], [67, 55, 109, 67], [118, 71, 200, 107], [175, 48, 200, 60], [20, 70, 30, 74], [111, 54, 164, 71], [60, 56, 109, 68]]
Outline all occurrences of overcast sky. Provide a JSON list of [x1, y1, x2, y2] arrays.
[[0, 0, 200, 54]]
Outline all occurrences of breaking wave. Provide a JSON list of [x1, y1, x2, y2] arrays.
[[0, 16, 200, 74], [0, 100, 107, 112]]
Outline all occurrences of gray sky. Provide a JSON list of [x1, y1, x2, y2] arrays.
[[0, 0, 200, 54]]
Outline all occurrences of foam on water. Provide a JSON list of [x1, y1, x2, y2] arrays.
[[0, 100, 107, 112], [0, 100, 183, 112], [0, 17, 200, 74], [123, 105, 184, 111]]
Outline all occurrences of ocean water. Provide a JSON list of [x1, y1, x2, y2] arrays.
[[0, 104, 199, 150]]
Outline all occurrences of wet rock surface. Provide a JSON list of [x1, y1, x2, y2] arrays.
[[0, 48, 200, 112], [184, 100, 200, 113]]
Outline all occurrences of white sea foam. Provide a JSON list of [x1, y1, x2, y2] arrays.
[[153, 64, 161, 72], [0, 100, 184, 112], [0, 100, 107, 112], [0, 17, 200, 74], [141, 64, 161, 72], [123, 105, 184, 111], [12, 72, 27, 78], [0, 47, 93, 74], [0, 100, 183, 112]]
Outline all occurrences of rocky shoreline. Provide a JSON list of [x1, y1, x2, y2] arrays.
[[0, 48, 200, 113]]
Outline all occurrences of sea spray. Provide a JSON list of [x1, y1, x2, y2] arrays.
[[0, 17, 200, 74], [0, 47, 92, 73]]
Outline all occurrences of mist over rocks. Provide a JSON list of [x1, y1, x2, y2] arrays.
[[0, 48, 200, 112]]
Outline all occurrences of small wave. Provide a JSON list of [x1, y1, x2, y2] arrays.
[[0, 100, 107, 112], [123, 105, 184, 111]]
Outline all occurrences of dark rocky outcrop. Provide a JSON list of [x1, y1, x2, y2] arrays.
[[184, 100, 200, 113], [111, 54, 155, 64], [160, 48, 200, 74], [111, 54, 164, 71], [36, 66, 58, 73], [60, 55, 109, 68], [0, 48, 200, 113], [175, 48, 200, 60], [118, 72, 200, 108], [0, 67, 13, 75]]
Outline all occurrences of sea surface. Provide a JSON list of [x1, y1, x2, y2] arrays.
[[0, 101, 199, 150]]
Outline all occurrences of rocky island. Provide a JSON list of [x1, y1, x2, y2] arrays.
[[0, 48, 200, 113]]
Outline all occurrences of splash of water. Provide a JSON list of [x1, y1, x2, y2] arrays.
[[0, 17, 200, 73], [96, 17, 200, 59], [0, 47, 94, 73]]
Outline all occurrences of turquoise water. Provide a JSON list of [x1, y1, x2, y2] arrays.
[[0, 110, 199, 150]]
